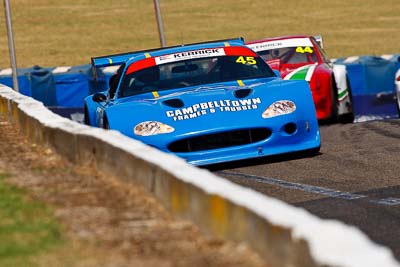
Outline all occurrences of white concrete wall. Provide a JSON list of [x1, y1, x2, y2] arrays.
[[0, 84, 398, 267]]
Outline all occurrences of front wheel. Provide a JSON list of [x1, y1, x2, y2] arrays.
[[103, 116, 110, 130], [396, 89, 400, 118], [84, 105, 91, 125]]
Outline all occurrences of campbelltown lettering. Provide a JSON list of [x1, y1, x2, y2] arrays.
[[165, 98, 262, 121]]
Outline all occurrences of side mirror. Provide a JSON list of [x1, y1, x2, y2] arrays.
[[92, 93, 107, 102], [273, 70, 281, 78], [313, 35, 324, 48]]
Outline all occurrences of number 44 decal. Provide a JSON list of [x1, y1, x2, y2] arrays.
[[296, 46, 313, 53], [236, 56, 256, 65]]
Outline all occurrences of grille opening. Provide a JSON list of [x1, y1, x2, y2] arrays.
[[283, 123, 297, 135], [163, 99, 184, 108], [234, 89, 253, 98], [168, 128, 272, 153]]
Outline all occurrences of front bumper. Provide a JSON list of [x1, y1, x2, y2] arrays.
[[172, 119, 320, 166]]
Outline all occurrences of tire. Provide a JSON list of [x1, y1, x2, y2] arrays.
[[339, 110, 355, 124], [339, 77, 355, 124], [84, 105, 90, 125], [328, 77, 339, 124], [305, 146, 321, 156], [103, 115, 110, 130], [396, 89, 400, 118]]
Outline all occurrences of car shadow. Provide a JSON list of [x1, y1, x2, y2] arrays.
[[200, 149, 322, 172]]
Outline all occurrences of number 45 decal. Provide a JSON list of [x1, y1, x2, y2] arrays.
[[296, 46, 313, 53], [236, 56, 256, 65]]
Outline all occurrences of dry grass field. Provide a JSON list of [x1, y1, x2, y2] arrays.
[[0, 0, 399, 69]]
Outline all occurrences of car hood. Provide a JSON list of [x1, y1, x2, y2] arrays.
[[105, 78, 304, 147]]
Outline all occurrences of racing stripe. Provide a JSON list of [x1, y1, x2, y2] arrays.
[[288, 68, 308, 80], [304, 64, 317, 81], [284, 64, 317, 82], [224, 46, 257, 57], [338, 87, 349, 101], [126, 57, 156, 74], [237, 80, 245, 86]]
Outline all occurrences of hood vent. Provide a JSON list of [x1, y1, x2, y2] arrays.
[[234, 88, 253, 98], [163, 99, 184, 108]]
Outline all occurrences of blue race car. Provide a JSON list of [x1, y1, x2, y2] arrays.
[[84, 38, 320, 165]]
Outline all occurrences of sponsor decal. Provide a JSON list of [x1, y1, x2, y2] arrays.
[[262, 100, 296, 118], [155, 48, 225, 65], [157, 54, 175, 62], [165, 98, 262, 121], [248, 38, 313, 52], [248, 41, 284, 52], [134, 121, 174, 136]]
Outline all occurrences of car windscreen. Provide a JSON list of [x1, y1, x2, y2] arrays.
[[257, 46, 318, 64], [119, 53, 275, 98]]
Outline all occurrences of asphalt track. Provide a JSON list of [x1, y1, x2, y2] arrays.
[[208, 119, 400, 260]]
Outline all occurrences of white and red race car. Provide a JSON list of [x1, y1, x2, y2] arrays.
[[247, 35, 354, 123]]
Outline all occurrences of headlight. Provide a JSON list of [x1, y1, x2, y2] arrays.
[[262, 100, 296, 118], [134, 121, 175, 136]]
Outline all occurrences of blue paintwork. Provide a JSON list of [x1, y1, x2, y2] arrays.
[[85, 39, 320, 165]]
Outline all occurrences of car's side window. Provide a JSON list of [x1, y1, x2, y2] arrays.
[[287, 51, 309, 64], [120, 66, 160, 97], [109, 64, 125, 99]]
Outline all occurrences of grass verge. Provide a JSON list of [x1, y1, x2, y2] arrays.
[[0, 173, 63, 267], [0, 0, 399, 68]]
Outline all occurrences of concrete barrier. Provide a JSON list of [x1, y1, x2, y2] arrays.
[[0, 83, 399, 267]]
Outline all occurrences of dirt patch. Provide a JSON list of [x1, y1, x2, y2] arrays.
[[0, 116, 267, 267]]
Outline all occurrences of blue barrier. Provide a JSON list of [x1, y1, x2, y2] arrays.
[[52, 64, 110, 107], [0, 66, 43, 98], [0, 64, 113, 121], [1, 55, 399, 122], [30, 66, 57, 106], [334, 54, 400, 121]]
